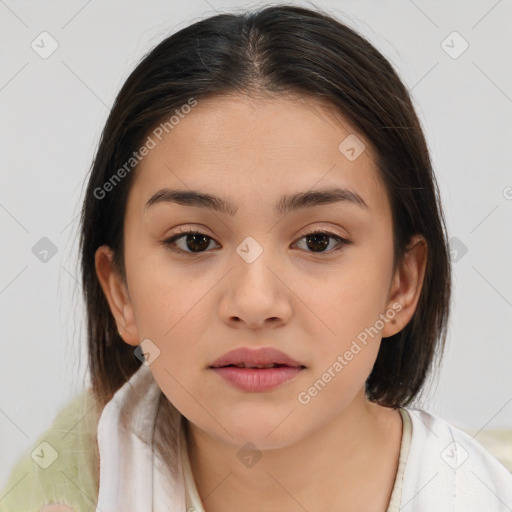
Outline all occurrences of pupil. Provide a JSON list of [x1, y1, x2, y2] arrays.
[[187, 234, 210, 252], [307, 233, 329, 252]]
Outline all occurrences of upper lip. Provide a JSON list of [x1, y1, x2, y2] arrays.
[[210, 347, 306, 368]]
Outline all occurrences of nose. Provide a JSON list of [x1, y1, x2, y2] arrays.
[[219, 241, 293, 330]]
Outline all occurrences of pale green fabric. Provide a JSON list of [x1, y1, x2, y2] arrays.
[[0, 389, 101, 512]]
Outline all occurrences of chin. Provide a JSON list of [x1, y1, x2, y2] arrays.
[[229, 428, 301, 452], [209, 411, 306, 451]]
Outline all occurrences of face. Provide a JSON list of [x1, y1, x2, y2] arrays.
[[96, 94, 424, 450]]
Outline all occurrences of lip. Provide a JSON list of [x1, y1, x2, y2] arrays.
[[210, 346, 305, 368], [210, 366, 304, 392], [209, 347, 306, 392]]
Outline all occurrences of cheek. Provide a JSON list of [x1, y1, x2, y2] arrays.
[[123, 243, 215, 357], [127, 284, 213, 424], [124, 238, 201, 334], [292, 273, 385, 420], [294, 253, 393, 356]]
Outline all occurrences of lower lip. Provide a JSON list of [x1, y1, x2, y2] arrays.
[[210, 366, 304, 392]]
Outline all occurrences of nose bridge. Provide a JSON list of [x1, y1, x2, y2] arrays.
[[214, 216, 300, 329], [235, 234, 267, 266], [232, 234, 278, 290], [222, 233, 290, 318]]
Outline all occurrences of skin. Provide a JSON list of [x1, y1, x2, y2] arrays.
[[96, 93, 427, 511]]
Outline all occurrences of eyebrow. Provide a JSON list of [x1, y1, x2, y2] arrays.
[[144, 187, 369, 216]]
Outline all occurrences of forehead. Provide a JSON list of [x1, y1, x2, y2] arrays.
[[127, 94, 389, 218]]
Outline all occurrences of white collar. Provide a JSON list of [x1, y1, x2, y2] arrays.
[[94, 364, 186, 511]]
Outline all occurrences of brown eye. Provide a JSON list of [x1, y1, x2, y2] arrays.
[[304, 232, 330, 252], [294, 229, 351, 254], [163, 230, 218, 254]]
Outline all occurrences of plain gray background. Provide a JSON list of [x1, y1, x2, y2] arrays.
[[1, 0, 511, 488]]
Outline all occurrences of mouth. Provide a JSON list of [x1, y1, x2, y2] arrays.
[[210, 362, 306, 369], [209, 364, 305, 392], [209, 346, 306, 370]]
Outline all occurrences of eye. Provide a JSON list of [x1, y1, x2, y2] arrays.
[[162, 228, 219, 254], [161, 227, 351, 255], [293, 228, 351, 254]]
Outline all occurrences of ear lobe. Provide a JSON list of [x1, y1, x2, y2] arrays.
[[381, 235, 428, 338], [94, 245, 140, 346]]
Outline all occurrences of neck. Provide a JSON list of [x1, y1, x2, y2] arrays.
[[184, 391, 403, 512]]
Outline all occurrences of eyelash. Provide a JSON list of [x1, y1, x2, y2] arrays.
[[161, 227, 352, 256]]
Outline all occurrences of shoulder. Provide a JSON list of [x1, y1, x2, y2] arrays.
[[0, 388, 102, 512], [400, 407, 512, 510]]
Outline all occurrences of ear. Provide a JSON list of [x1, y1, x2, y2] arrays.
[[381, 235, 428, 338], [94, 245, 140, 346]]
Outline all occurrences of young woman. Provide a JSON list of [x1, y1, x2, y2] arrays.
[[2, 4, 511, 511]]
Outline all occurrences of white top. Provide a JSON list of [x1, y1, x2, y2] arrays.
[[94, 364, 512, 511]]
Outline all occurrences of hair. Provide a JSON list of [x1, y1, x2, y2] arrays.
[[79, 4, 451, 413]]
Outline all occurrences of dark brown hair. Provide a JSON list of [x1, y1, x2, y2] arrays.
[[79, 4, 451, 410]]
